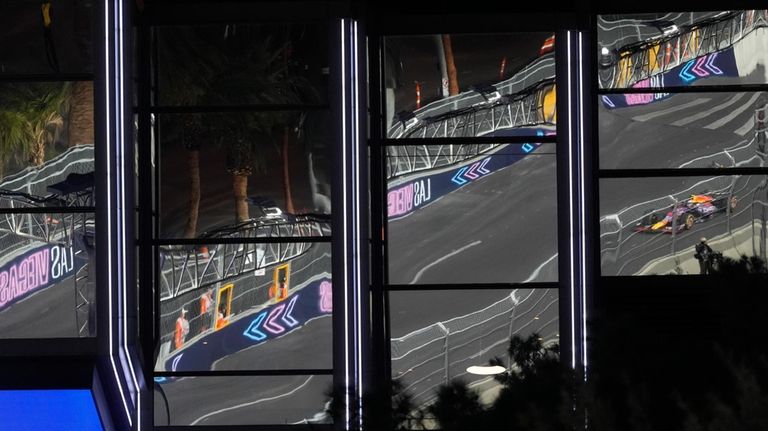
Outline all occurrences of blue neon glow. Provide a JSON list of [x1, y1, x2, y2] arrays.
[[243, 310, 269, 341], [601, 95, 616, 108], [522, 143, 534, 153], [451, 167, 469, 185], [0, 390, 103, 430], [153, 377, 167, 383], [679, 59, 696, 82]]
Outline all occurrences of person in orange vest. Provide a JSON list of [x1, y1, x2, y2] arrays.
[[270, 276, 289, 302], [215, 303, 229, 330], [199, 289, 213, 332], [174, 308, 189, 350]]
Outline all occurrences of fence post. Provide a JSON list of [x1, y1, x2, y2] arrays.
[[437, 322, 450, 384], [507, 291, 519, 370]]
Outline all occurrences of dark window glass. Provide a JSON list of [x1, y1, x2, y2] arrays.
[[155, 23, 329, 107], [0, 0, 94, 75], [386, 142, 557, 284], [156, 242, 331, 371], [0, 221, 96, 338], [154, 375, 331, 425], [157, 112, 332, 238], [389, 289, 559, 409], [597, 11, 768, 89], [383, 33, 555, 138], [600, 175, 766, 275], [600, 91, 767, 169]]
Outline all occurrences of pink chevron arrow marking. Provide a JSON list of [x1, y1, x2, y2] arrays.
[[264, 304, 285, 334], [477, 158, 491, 174], [281, 295, 299, 327], [691, 56, 709, 77], [705, 53, 722, 75], [464, 162, 480, 179]]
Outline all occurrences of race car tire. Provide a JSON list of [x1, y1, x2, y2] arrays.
[[683, 213, 695, 230]]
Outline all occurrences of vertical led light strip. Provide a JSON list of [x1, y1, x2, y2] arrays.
[[566, 31, 576, 370], [352, 20, 364, 430], [103, 0, 132, 425], [578, 32, 588, 373], [340, 18, 351, 431], [116, 0, 142, 422]]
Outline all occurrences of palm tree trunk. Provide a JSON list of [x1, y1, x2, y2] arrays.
[[442, 34, 459, 96], [183, 149, 201, 238], [68, 81, 94, 147], [29, 139, 45, 166], [233, 174, 249, 223], [282, 127, 295, 214]]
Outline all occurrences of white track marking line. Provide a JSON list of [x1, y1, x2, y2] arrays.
[[705, 92, 762, 130], [190, 376, 314, 425], [734, 117, 754, 136], [409, 240, 482, 284], [670, 93, 745, 126], [632, 98, 710, 122]]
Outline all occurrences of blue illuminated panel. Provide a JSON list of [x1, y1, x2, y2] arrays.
[[0, 390, 103, 430]]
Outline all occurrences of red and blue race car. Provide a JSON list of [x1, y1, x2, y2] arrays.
[[634, 193, 737, 233]]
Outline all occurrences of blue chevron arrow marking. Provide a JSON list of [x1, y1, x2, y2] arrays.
[[281, 295, 299, 328], [522, 143, 534, 153], [243, 310, 268, 341], [679, 60, 696, 82], [451, 167, 468, 185]]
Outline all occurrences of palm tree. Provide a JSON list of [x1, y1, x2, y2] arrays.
[[207, 25, 314, 223], [0, 82, 69, 177], [155, 26, 221, 237]]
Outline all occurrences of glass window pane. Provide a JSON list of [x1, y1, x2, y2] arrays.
[[0, 82, 95, 189], [600, 91, 768, 169], [0, 1, 93, 75], [0, 217, 96, 338], [386, 141, 557, 284], [156, 242, 331, 371], [597, 11, 768, 89], [155, 23, 329, 106], [154, 375, 331, 426], [383, 33, 556, 138], [600, 175, 767, 275], [157, 112, 331, 238], [390, 289, 559, 408]]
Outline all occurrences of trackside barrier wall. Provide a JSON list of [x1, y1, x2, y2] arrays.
[[391, 289, 559, 406], [156, 243, 331, 359]]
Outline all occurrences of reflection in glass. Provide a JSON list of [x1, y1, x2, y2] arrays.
[[154, 375, 331, 426], [599, 91, 768, 169], [155, 23, 328, 106], [155, 243, 331, 371], [386, 142, 557, 284], [0, 0, 93, 75], [600, 175, 768, 275], [383, 33, 555, 138], [389, 289, 559, 409], [597, 11, 768, 89], [0, 82, 95, 189], [0, 216, 96, 338], [158, 112, 331, 238]]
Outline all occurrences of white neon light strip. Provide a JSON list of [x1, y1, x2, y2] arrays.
[[578, 32, 588, 372], [352, 20, 364, 429], [566, 31, 576, 370], [104, 0, 132, 424], [116, 0, 141, 407], [340, 19, 351, 430]]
